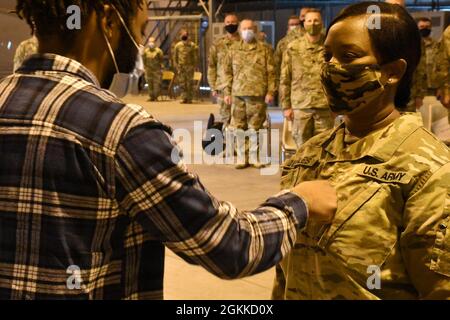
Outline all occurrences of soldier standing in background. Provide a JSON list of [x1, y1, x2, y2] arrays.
[[409, 18, 442, 111], [142, 37, 164, 102], [207, 13, 240, 127], [173, 29, 198, 104], [13, 35, 38, 72], [436, 25, 450, 121], [224, 19, 276, 169], [280, 9, 333, 148], [274, 15, 303, 90]]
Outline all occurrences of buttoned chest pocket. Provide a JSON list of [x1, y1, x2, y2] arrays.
[[290, 50, 306, 80], [317, 177, 405, 278]]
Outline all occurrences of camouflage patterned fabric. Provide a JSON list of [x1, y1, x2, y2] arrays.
[[273, 113, 450, 299], [409, 37, 442, 112], [13, 36, 38, 72], [223, 39, 276, 97], [280, 34, 327, 110], [320, 63, 385, 113], [142, 46, 164, 100], [435, 26, 450, 122], [208, 35, 240, 124], [292, 109, 333, 147], [173, 41, 198, 101], [230, 96, 267, 165], [436, 27, 450, 95], [274, 28, 304, 89]]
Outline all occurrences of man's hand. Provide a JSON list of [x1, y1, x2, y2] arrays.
[[292, 180, 337, 224], [224, 95, 232, 106], [283, 108, 294, 121], [212, 90, 218, 98], [265, 94, 274, 105]]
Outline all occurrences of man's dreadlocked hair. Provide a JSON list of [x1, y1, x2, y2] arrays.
[[16, 0, 144, 39]]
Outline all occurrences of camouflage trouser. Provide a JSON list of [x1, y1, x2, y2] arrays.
[[145, 70, 161, 100], [216, 90, 231, 126], [230, 96, 267, 164], [292, 108, 333, 148], [177, 66, 194, 101]]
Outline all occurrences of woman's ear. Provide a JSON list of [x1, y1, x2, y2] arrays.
[[383, 59, 407, 86]]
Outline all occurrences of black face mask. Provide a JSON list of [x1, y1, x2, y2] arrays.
[[224, 24, 238, 34], [181, 35, 188, 41], [419, 28, 431, 38]]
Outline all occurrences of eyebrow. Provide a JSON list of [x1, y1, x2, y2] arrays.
[[325, 43, 365, 52]]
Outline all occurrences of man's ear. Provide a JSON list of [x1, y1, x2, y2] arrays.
[[99, 4, 117, 38], [382, 59, 407, 86]]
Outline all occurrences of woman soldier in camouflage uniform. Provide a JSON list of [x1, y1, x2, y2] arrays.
[[273, 2, 450, 300]]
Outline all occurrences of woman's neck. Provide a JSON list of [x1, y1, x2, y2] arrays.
[[344, 103, 401, 138]]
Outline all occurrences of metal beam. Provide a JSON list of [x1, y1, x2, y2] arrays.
[[198, 0, 210, 16], [148, 14, 203, 21]]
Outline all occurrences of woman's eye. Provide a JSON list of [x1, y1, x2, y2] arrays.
[[343, 52, 359, 60], [323, 52, 332, 62]]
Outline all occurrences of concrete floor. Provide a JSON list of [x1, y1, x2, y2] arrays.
[[123, 94, 284, 300]]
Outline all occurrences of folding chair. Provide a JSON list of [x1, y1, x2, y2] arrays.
[[281, 119, 297, 163], [160, 70, 175, 100]]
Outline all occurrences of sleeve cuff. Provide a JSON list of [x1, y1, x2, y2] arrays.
[[263, 190, 309, 229]]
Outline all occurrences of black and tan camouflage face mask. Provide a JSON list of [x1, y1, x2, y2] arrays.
[[320, 62, 385, 114]]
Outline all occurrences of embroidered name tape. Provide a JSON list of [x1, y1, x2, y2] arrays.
[[357, 165, 412, 184]]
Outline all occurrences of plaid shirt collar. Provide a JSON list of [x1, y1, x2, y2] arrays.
[[16, 53, 101, 87]]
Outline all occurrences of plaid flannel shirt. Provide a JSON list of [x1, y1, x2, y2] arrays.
[[0, 54, 308, 300]]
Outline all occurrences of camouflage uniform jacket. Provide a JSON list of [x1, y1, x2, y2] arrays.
[[274, 28, 304, 88], [142, 47, 164, 71], [411, 37, 441, 97], [207, 35, 240, 92], [172, 41, 198, 70], [279, 35, 328, 110], [223, 39, 276, 97], [273, 113, 450, 299], [13, 36, 38, 72], [436, 26, 450, 90]]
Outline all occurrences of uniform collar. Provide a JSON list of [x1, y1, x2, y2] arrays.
[[16, 53, 100, 87], [240, 39, 258, 49], [322, 113, 423, 162], [303, 34, 325, 49]]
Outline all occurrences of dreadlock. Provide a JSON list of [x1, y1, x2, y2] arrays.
[[16, 0, 144, 39]]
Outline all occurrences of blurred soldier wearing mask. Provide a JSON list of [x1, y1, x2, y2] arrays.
[[280, 9, 333, 148], [408, 18, 442, 112], [436, 25, 450, 122], [224, 19, 276, 169], [142, 37, 164, 101], [173, 29, 198, 104], [207, 13, 240, 127]]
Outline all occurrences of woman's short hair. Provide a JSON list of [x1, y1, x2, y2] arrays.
[[327, 1, 422, 109]]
